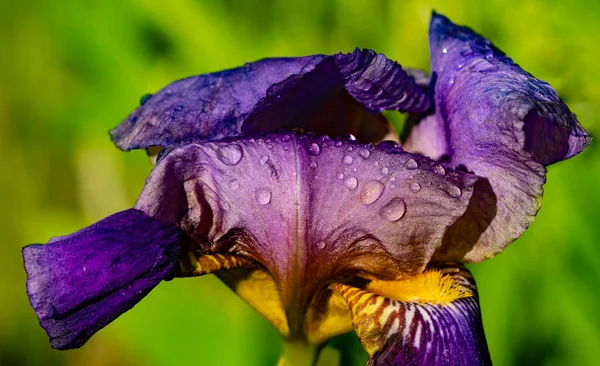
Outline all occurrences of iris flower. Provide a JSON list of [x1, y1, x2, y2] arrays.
[[23, 12, 589, 365]]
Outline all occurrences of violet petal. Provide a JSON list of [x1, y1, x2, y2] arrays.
[[134, 132, 483, 317], [331, 264, 491, 366], [22, 209, 184, 349], [111, 49, 431, 150], [405, 12, 591, 262]]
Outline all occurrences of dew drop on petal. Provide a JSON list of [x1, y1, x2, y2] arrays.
[[341, 134, 357, 141], [343, 155, 354, 165], [445, 185, 462, 198], [259, 155, 269, 166], [344, 176, 358, 190], [308, 143, 321, 156], [337, 173, 344, 180], [360, 180, 385, 205], [317, 241, 327, 250], [139, 93, 152, 105], [281, 134, 291, 142], [377, 140, 399, 151], [229, 179, 240, 190], [335, 141, 343, 147], [374, 161, 379, 167], [255, 187, 272, 205], [409, 182, 421, 193], [359, 149, 370, 159], [406, 158, 418, 170], [216, 144, 243, 166], [381, 167, 389, 175], [380, 197, 406, 222], [433, 165, 446, 176], [310, 161, 318, 169]]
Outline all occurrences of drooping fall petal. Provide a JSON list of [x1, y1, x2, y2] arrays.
[[404, 12, 591, 262], [22, 209, 185, 349], [331, 263, 491, 365], [134, 132, 484, 337], [111, 49, 431, 150]]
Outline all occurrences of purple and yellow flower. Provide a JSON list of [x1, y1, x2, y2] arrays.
[[23, 12, 590, 365]]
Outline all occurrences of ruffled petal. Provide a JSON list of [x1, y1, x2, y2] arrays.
[[404, 12, 591, 262], [111, 49, 431, 150], [134, 132, 484, 337], [22, 209, 185, 349], [331, 263, 491, 365]]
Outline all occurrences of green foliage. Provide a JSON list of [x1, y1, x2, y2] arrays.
[[1, 1, 598, 365]]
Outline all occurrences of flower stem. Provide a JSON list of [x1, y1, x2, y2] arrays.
[[277, 339, 319, 366]]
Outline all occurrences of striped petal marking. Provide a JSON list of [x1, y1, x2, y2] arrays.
[[331, 263, 491, 365]]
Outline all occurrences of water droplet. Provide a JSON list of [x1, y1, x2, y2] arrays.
[[380, 197, 406, 222], [377, 140, 399, 151], [409, 182, 421, 193], [347, 146, 354, 152], [281, 134, 291, 142], [433, 165, 445, 176], [337, 172, 344, 179], [344, 176, 358, 190], [390, 176, 396, 182], [259, 155, 269, 166], [317, 241, 327, 250], [359, 149, 370, 159], [229, 180, 240, 190], [341, 134, 357, 141], [335, 141, 343, 147], [381, 167, 389, 175], [360, 180, 385, 205], [374, 161, 379, 167], [406, 158, 418, 170], [442, 48, 448, 54], [139, 93, 152, 105], [308, 143, 321, 156], [444, 185, 462, 198], [309, 161, 318, 169], [216, 144, 243, 166], [255, 187, 272, 205], [343, 155, 354, 165]]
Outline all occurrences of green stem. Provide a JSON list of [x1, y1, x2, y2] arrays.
[[277, 339, 319, 366]]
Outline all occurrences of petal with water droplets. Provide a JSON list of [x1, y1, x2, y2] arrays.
[[135, 132, 483, 339], [111, 50, 431, 150], [403, 12, 591, 262]]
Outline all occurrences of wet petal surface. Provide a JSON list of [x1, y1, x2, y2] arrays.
[[404, 13, 591, 262], [135, 132, 482, 337], [22, 209, 184, 349], [111, 49, 430, 150], [331, 263, 491, 365]]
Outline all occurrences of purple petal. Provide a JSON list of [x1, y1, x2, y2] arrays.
[[22, 209, 184, 349], [134, 132, 483, 328], [331, 264, 491, 365], [111, 49, 431, 150], [405, 12, 591, 262]]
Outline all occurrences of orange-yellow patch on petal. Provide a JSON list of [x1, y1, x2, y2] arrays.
[[366, 269, 472, 306]]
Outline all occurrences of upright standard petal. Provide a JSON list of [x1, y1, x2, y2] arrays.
[[331, 263, 491, 366], [111, 49, 431, 150], [134, 132, 483, 340], [23, 209, 185, 349], [404, 12, 591, 262]]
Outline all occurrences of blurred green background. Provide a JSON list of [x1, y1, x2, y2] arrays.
[[1, 0, 599, 365]]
